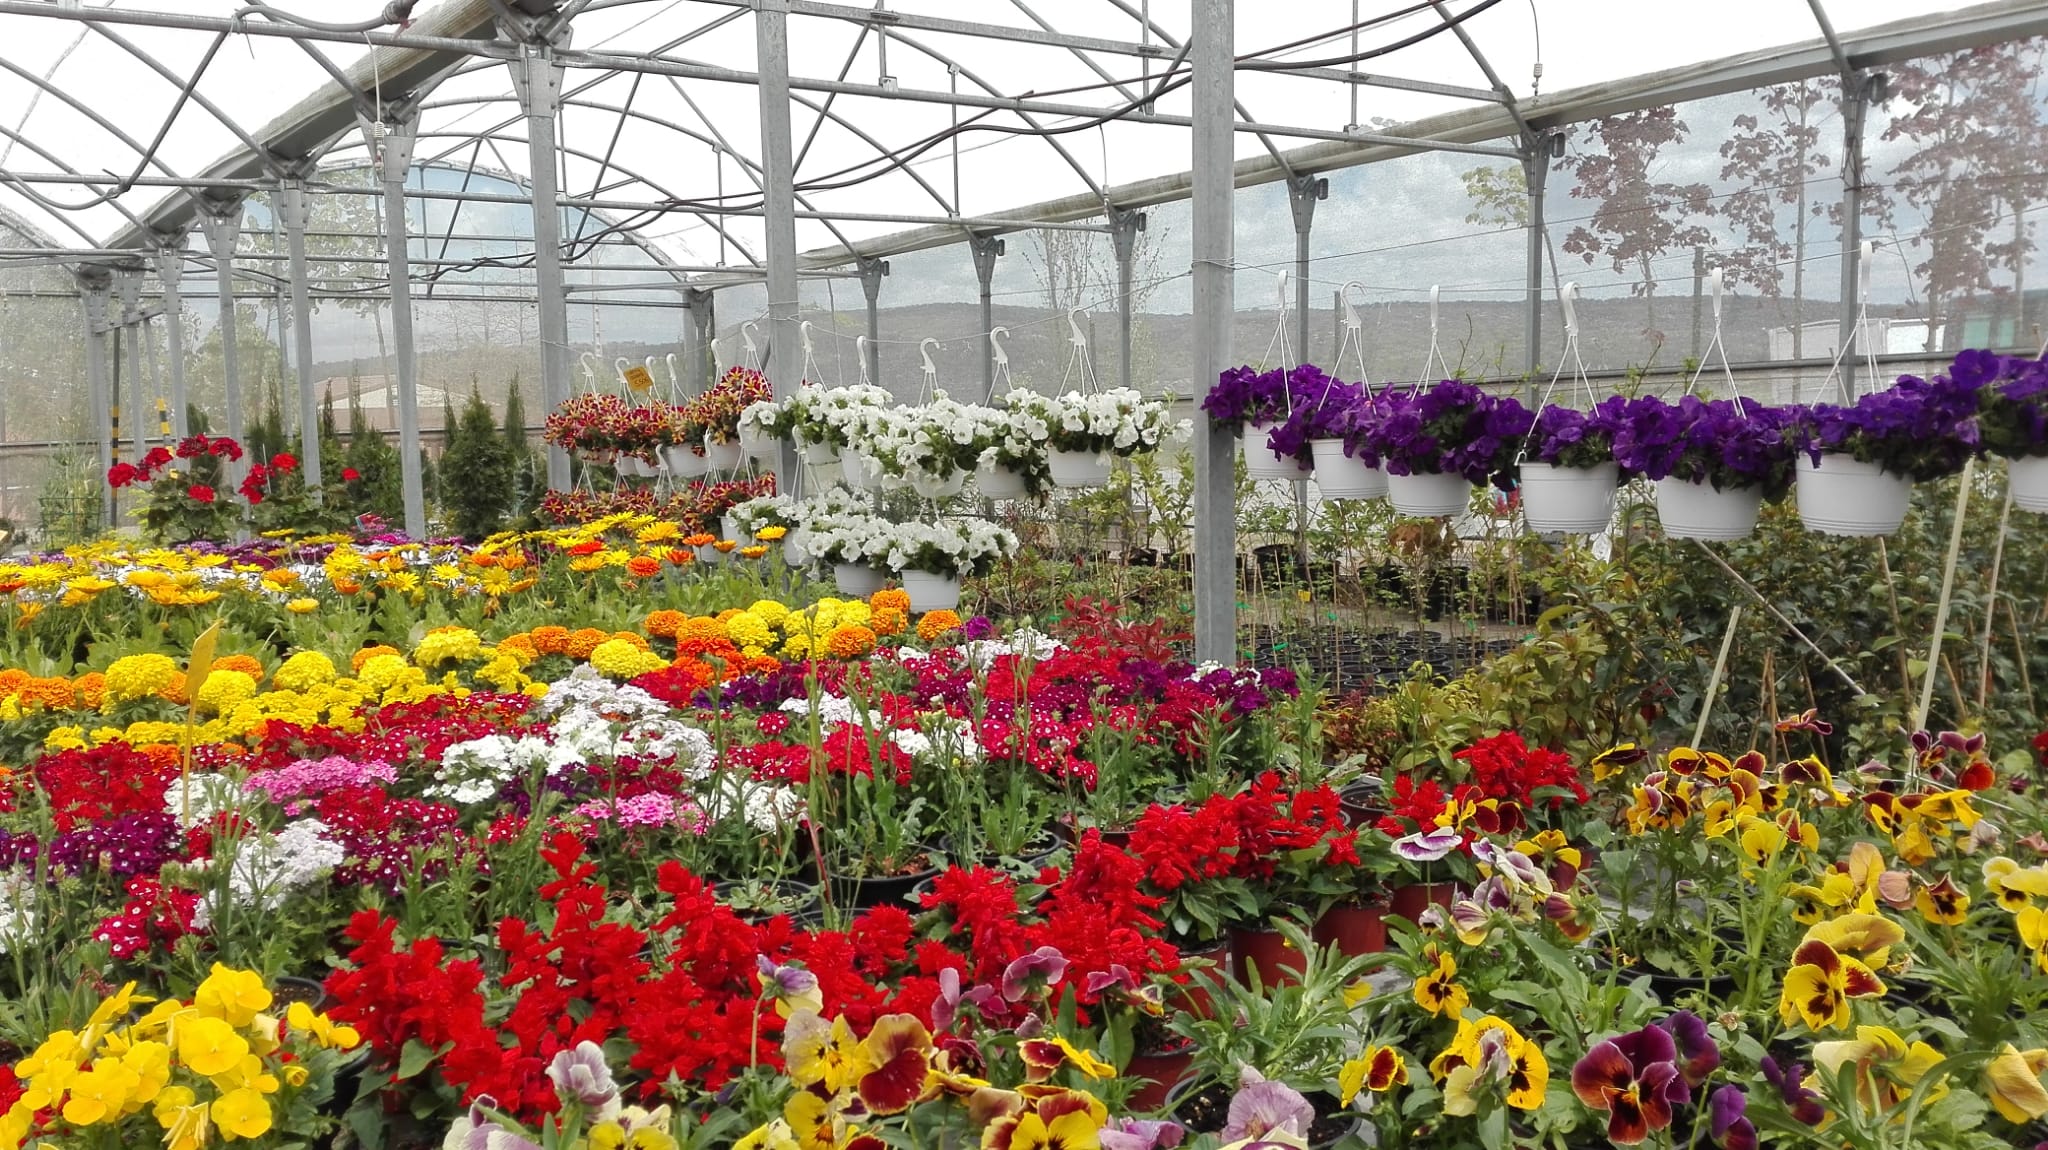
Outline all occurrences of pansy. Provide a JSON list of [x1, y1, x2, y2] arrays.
[[1778, 939, 1887, 1031], [1001, 946, 1070, 1002], [1338, 1046, 1408, 1107], [1570, 1024, 1690, 1145], [1412, 946, 1470, 1018], [1392, 827, 1462, 862], [1985, 1044, 2048, 1123], [1810, 1025, 1948, 1115]]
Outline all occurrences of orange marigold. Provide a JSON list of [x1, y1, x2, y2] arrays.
[[351, 645, 402, 675], [665, 657, 717, 696], [498, 634, 539, 663], [564, 627, 611, 661], [213, 654, 266, 679], [72, 672, 106, 710], [870, 588, 911, 613], [824, 623, 877, 659], [645, 610, 687, 640], [743, 654, 784, 677], [678, 616, 727, 645], [870, 605, 907, 637], [917, 610, 965, 643], [625, 555, 662, 579], [17, 677, 76, 712], [530, 625, 571, 655], [611, 631, 651, 651], [0, 669, 27, 695]]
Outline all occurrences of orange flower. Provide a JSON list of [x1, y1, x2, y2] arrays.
[[665, 549, 695, 566], [740, 545, 769, 560], [213, 654, 266, 679], [73, 672, 107, 710], [665, 658, 717, 696], [611, 631, 650, 651], [0, 669, 27, 695], [332, 576, 363, 596], [565, 628, 610, 660], [682, 533, 716, 548], [825, 624, 877, 659], [350, 645, 401, 674], [498, 634, 539, 663], [530, 626, 570, 655], [917, 610, 964, 643], [625, 555, 662, 579], [871, 588, 911, 613], [646, 610, 687, 639], [870, 605, 907, 637], [714, 540, 737, 554], [567, 539, 605, 556]]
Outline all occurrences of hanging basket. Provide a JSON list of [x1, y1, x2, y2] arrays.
[[1310, 439, 1387, 501], [2011, 455, 2048, 514], [704, 438, 743, 471], [1796, 453, 1911, 537], [1244, 421, 1311, 481], [975, 462, 1030, 499], [1655, 476, 1762, 541], [784, 528, 812, 566], [900, 570, 962, 613], [1386, 471, 1473, 518], [1048, 449, 1111, 488], [664, 446, 708, 477], [620, 455, 656, 479], [910, 470, 968, 500], [833, 562, 885, 597], [739, 426, 781, 462], [802, 440, 841, 467], [1519, 461, 1620, 534]]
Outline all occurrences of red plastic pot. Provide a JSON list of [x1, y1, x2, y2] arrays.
[[1388, 881, 1458, 925], [1229, 925, 1307, 987], [1313, 899, 1389, 956], [1125, 1045, 1195, 1111]]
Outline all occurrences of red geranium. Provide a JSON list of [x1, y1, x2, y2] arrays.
[[342, 467, 361, 482], [106, 462, 141, 488], [271, 451, 297, 472], [186, 483, 216, 504]]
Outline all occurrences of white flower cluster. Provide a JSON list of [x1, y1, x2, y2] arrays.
[[868, 517, 1019, 579], [801, 507, 892, 567], [164, 772, 249, 829], [0, 870, 35, 956], [1005, 387, 1185, 455], [728, 493, 797, 537], [891, 714, 983, 766], [211, 818, 345, 909], [531, 665, 673, 724], [959, 627, 1064, 669], [779, 693, 859, 726], [430, 733, 575, 803], [857, 394, 1003, 490], [701, 777, 806, 832], [798, 385, 894, 447]]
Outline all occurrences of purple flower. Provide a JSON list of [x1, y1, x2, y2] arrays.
[[1357, 381, 1530, 489], [1001, 945, 1069, 1002], [1570, 1025, 1690, 1144], [1761, 1055, 1825, 1127], [1611, 395, 1797, 497], [1655, 1010, 1720, 1087], [1099, 1119, 1186, 1150], [1393, 827, 1462, 862], [1795, 369, 1984, 481], [1204, 365, 1329, 430], [545, 1040, 619, 1110], [1526, 395, 1633, 471], [932, 967, 998, 1031], [1221, 1070, 1315, 1143], [1709, 1084, 1757, 1150]]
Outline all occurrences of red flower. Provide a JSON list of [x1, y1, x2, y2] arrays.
[[175, 434, 209, 459], [342, 467, 361, 482], [209, 436, 243, 461], [187, 484, 216, 504], [143, 446, 173, 470], [106, 462, 140, 488], [271, 452, 298, 472]]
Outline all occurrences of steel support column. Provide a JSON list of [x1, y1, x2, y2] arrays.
[[1191, 0, 1236, 664], [969, 234, 1003, 400], [1287, 175, 1325, 577], [80, 271, 113, 525], [279, 176, 325, 488], [365, 108, 428, 538], [758, 0, 804, 490], [200, 197, 245, 460], [686, 289, 716, 392], [511, 38, 573, 491], [116, 269, 148, 460], [859, 258, 888, 388], [1110, 209, 1143, 392], [1523, 133, 1552, 384], [155, 240, 189, 439], [1838, 72, 1879, 391]]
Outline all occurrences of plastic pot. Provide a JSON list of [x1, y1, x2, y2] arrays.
[[900, 570, 962, 613], [2010, 454, 2048, 513], [1314, 899, 1389, 957], [975, 462, 1030, 499], [1310, 438, 1388, 500], [1519, 461, 1619, 534], [1388, 880, 1459, 925], [1386, 470, 1472, 517], [1655, 476, 1763, 540], [704, 438, 743, 471], [1049, 449, 1112, 488], [1229, 923, 1307, 987], [1244, 421, 1312, 481], [833, 562, 885, 597], [1795, 453, 1911, 536]]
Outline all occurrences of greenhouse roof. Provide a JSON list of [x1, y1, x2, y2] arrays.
[[3, 0, 2038, 272]]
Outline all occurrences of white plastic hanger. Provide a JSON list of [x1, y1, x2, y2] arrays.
[[1415, 285, 1447, 391], [989, 326, 1013, 395], [1059, 309, 1098, 393], [919, 336, 942, 402], [1685, 267, 1743, 413], [1336, 280, 1373, 397], [856, 335, 874, 387], [740, 321, 761, 371]]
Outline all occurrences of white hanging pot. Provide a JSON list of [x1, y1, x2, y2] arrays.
[[619, 455, 652, 478], [1310, 439, 1388, 500], [803, 439, 841, 467], [1244, 421, 1312, 481], [575, 447, 613, 466], [704, 438, 743, 471], [721, 515, 743, 543], [976, 462, 1030, 499], [696, 543, 724, 564], [665, 446, 708, 477], [1386, 470, 1473, 517], [1796, 453, 1911, 536], [900, 569, 962, 613], [841, 453, 870, 489], [1655, 476, 1763, 540], [910, 470, 968, 500], [1048, 448, 1112, 488], [834, 562, 885, 597], [2010, 455, 2048, 513], [1519, 461, 1620, 534], [739, 425, 780, 462], [783, 528, 811, 566]]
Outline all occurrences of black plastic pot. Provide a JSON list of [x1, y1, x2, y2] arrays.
[[712, 878, 823, 924], [827, 851, 942, 909]]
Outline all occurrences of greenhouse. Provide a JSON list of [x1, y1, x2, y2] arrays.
[[2, 1, 2048, 1148]]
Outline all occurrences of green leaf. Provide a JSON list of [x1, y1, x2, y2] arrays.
[[395, 1038, 449, 1081]]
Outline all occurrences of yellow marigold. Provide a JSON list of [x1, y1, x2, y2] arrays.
[[726, 611, 774, 651], [196, 670, 259, 715], [273, 651, 339, 693], [588, 639, 670, 681], [474, 655, 531, 694], [496, 634, 539, 666], [917, 610, 964, 643], [747, 600, 791, 627], [836, 600, 873, 628], [824, 623, 877, 659], [716, 608, 744, 624], [870, 605, 907, 637], [357, 654, 422, 697], [350, 645, 401, 675], [530, 626, 571, 655], [564, 628, 611, 661], [414, 627, 483, 668], [103, 653, 181, 707], [645, 610, 687, 639], [780, 631, 813, 660], [611, 631, 650, 651], [870, 588, 911, 614], [45, 725, 87, 751]]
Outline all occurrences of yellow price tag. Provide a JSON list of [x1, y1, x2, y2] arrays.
[[623, 366, 656, 392]]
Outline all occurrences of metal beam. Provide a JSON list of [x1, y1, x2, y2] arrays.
[[116, 269, 148, 462], [279, 176, 325, 489], [1838, 71, 1877, 396], [1524, 136, 1551, 379], [1190, 0, 1235, 665], [199, 197, 246, 469], [859, 258, 888, 388], [970, 234, 1004, 401], [79, 271, 113, 525], [758, 0, 804, 494], [366, 108, 429, 539], [1110, 210, 1143, 393], [511, 36, 573, 493], [156, 239, 190, 439]]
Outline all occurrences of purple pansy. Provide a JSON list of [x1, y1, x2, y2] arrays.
[[1001, 945, 1069, 1002]]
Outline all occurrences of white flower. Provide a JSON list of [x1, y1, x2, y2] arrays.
[[164, 772, 247, 829], [206, 818, 345, 909], [0, 870, 35, 955]]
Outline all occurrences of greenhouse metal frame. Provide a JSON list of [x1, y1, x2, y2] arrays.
[[2, 0, 2046, 661]]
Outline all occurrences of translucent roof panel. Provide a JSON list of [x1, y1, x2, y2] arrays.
[[0, 0, 2012, 261]]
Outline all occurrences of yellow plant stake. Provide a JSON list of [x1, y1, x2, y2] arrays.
[[180, 619, 223, 827]]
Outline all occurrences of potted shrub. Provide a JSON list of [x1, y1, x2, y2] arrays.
[[873, 517, 1018, 612], [1969, 348, 2048, 512], [106, 433, 249, 544], [1205, 365, 1322, 481], [544, 392, 628, 466], [737, 395, 790, 461], [1791, 372, 1981, 536], [1357, 380, 1531, 517], [1613, 395, 1797, 541], [867, 397, 987, 500], [796, 383, 891, 468], [1519, 395, 1631, 534], [1008, 387, 1183, 488]]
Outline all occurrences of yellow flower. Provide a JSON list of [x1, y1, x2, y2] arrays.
[[782, 1011, 873, 1094], [1986, 1044, 2048, 1123], [103, 653, 181, 706], [285, 597, 320, 615], [1048, 1035, 1116, 1079], [210, 1086, 274, 1139], [1339, 1046, 1408, 1106], [1778, 939, 1887, 1031], [740, 544, 770, 560], [121, 1039, 174, 1106], [588, 638, 669, 681], [1912, 876, 1970, 926], [1413, 946, 1469, 1018], [757, 525, 788, 541], [1811, 1025, 1947, 1116], [414, 627, 483, 668], [177, 1016, 250, 1077], [195, 964, 273, 1027], [59, 1059, 140, 1125], [1431, 1015, 1546, 1114], [285, 1001, 362, 1051], [196, 669, 259, 715], [1803, 913, 1906, 969], [283, 1064, 310, 1087], [272, 650, 338, 692]]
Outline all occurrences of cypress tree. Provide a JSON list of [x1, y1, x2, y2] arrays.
[[439, 386, 514, 539]]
